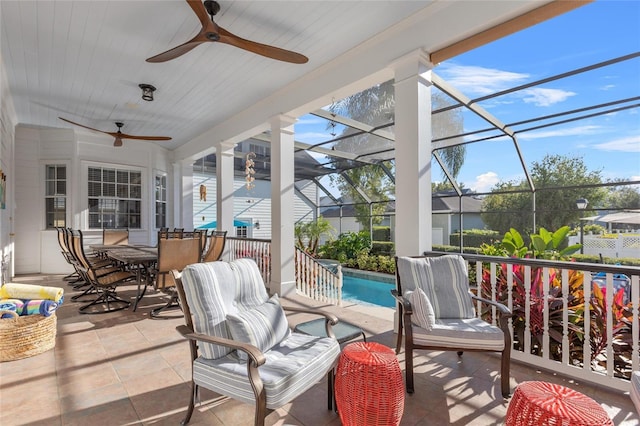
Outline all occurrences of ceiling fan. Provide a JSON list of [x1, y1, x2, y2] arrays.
[[146, 0, 308, 64], [59, 117, 172, 147]]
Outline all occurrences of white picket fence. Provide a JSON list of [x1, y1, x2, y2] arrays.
[[569, 233, 640, 259]]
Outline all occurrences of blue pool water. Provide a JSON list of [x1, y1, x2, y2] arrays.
[[342, 274, 395, 308]]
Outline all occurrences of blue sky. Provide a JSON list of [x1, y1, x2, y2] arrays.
[[294, 0, 639, 195]]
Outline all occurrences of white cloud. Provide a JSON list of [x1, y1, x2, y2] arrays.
[[517, 125, 601, 140], [521, 88, 576, 107], [594, 135, 640, 152], [469, 171, 499, 192], [437, 64, 528, 96], [600, 84, 616, 91]]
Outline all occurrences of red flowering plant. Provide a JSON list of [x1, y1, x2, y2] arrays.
[[477, 226, 633, 378]]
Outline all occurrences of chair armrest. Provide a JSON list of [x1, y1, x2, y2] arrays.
[[282, 306, 339, 339], [176, 324, 266, 366], [391, 289, 413, 315], [470, 294, 512, 317]]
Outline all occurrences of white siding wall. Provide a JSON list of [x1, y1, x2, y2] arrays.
[[193, 172, 317, 239], [14, 126, 172, 274], [0, 55, 17, 280]]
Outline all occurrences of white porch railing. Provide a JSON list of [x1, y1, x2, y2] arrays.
[[431, 252, 640, 392], [225, 238, 342, 305], [294, 248, 342, 306], [226, 237, 271, 286]]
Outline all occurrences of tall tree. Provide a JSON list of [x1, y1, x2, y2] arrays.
[[604, 181, 640, 209], [482, 154, 607, 234], [328, 79, 466, 226]]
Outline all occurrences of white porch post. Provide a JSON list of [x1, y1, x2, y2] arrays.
[[270, 114, 297, 297], [393, 50, 433, 256], [172, 161, 194, 230], [215, 141, 236, 235]]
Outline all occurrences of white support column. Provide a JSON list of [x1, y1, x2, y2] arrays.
[[216, 141, 236, 235], [270, 114, 297, 297], [393, 50, 433, 256], [173, 161, 194, 230]]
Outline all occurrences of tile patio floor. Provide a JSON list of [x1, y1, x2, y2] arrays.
[[1, 273, 638, 425]]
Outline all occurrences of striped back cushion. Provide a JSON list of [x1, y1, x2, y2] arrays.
[[226, 294, 290, 361], [181, 261, 237, 359], [230, 258, 270, 311], [397, 255, 474, 319]]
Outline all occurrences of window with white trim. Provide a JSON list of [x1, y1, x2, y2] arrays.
[[236, 225, 248, 238], [88, 166, 141, 229], [155, 174, 167, 229], [45, 165, 67, 229]]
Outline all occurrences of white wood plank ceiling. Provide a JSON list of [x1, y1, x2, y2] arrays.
[[0, 0, 563, 151]]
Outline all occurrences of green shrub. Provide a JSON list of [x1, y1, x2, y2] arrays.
[[318, 231, 371, 263], [372, 226, 391, 242], [450, 229, 501, 248], [371, 241, 394, 256]]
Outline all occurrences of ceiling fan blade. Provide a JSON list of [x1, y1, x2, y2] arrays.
[[118, 133, 172, 141], [218, 26, 308, 64], [146, 32, 210, 63], [187, 0, 212, 28], [59, 117, 110, 135]]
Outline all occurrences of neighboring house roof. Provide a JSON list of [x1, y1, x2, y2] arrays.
[[582, 210, 640, 225]]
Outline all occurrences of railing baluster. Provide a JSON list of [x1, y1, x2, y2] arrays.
[[633, 275, 639, 372], [584, 270, 592, 374], [561, 268, 569, 366], [542, 267, 550, 360], [606, 272, 614, 378], [524, 265, 532, 356]]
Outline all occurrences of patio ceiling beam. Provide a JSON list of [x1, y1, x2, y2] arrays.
[[430, 0, 593, 65], [311, 108, 395, 142], [252, 132, 383, 165], [294, 186, 316, 207], [430, 72, 535, 193], [313, 178, 341, 205], [340, 172, 372, 204], [432, 151, 462, 197], [379, 162, 395, 185], [434, 51, 639, 114]]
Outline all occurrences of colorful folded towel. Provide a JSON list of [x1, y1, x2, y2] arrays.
[[0, 301, 17, 318], [0, 283, 64, 304], [2, 298, 58, 317]]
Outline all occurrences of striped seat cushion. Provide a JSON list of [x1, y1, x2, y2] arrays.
[[397, 255, 474, 319], [193, 332, 340, 409], [411, 317, 505, 351]]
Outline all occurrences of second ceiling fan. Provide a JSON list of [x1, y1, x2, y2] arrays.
[[59, 118, 172, 147], [146, 0, 308, 64]]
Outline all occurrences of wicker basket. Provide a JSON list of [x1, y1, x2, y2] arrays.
[[0, 311, 57, 362]]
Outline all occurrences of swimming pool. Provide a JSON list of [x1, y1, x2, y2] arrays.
[[342, 273, 396, 308]]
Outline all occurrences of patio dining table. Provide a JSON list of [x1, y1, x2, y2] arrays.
[[90, 245, 158, 311]]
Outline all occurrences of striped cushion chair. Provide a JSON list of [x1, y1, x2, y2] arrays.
[[393, 255, 512, 397], [173, 258, 341, 426]]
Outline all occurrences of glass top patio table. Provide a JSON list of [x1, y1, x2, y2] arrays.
[[96, 246, 158, 311], [294, 318, 365, 345]]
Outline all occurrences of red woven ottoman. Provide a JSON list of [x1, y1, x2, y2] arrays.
[[505, 381, 613, 426], [335, 341, 404, 426]]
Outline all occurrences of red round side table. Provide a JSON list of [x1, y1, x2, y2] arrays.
[[505, 381, 613, 426], [334, 341, 404, 426]]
